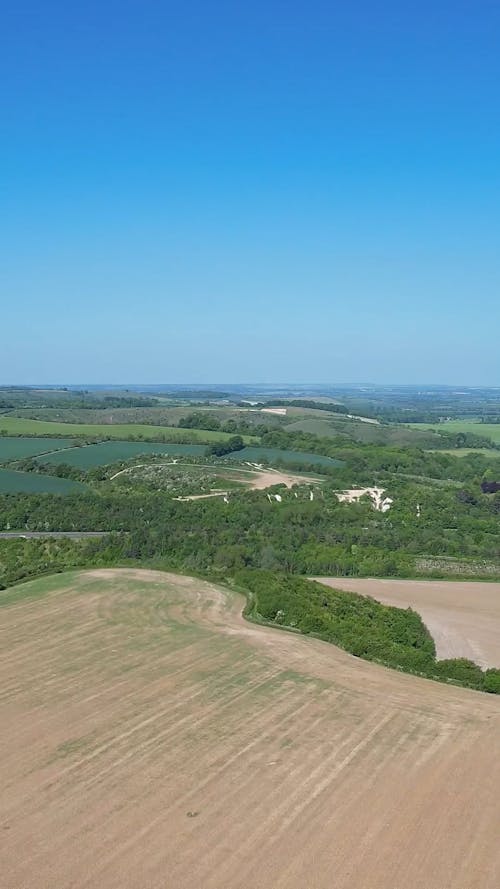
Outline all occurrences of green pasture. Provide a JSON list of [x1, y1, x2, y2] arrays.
[[0, 438, 76, 463], [225, 447, 343, 468], [0, 469, 88, 494], [0, 416, 256, 443], [37, 441, 209, 469], [284, 415, 442, 447], [412, 421, 500, 445]]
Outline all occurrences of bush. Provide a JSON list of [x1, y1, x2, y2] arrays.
[[235, 570, 435, 673], [206, 436, 244, 457]]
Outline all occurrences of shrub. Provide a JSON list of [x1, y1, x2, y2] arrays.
[[433, 658, 484, 688], [235, 570, 435, 674]]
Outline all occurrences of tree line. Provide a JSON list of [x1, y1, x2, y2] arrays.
[[238, 570, 500, 693]]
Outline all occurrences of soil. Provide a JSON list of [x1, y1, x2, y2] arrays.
[[175, 466, 321, 499], [111, 462, 320, 494], [315, 577, 500, 668]]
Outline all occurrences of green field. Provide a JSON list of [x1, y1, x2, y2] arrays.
[[8, 407, 194, 424], [413, 421, 500, 445], [37, 441, 209, 469], [8, 406, 228, 426], [0, 469, 88, 494], [427, 448, 500, 459], [0, 416, 256, 443], [7, 405, 282, 429], [0, 438, 77, 463], [225, 447, 343, 468]]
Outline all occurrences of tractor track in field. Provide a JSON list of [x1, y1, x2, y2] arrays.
[[1, 568, 500, 889]]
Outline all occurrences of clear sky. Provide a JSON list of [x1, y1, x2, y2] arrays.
[[2, 1, 499, 384]]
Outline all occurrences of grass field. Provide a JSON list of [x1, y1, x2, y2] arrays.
[[413, 420, 500, 444], [0, 416, 257, 443], [112, 461, 249, 495], [35, 442, 343, 470], [8, 406, 201, 425], [112, 463, 323, 498], [0, 468, 88, 494], [284, 414, 444, 447], [317, 577, 500, 669], [0, 437, 77, 463], [427, 447, 500, 458], [37, 441, 209, 469], [284, 417, 350, 437], [1, 568, 499, 888]]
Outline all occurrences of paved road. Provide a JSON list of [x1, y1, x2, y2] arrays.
[[0, 531, 115, 539]]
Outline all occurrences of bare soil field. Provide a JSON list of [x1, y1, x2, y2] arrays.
[[316, 577, 500, 669], [1, 569, 500, 889], [245, 466, 320, 489]]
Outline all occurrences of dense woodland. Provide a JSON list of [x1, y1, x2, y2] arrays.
[[239, 571, 500, 693], [1, 386, 500, 694]]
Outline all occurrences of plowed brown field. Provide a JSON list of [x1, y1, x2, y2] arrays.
[[315, 577, 500, 668], [1, 569, 500, 889]]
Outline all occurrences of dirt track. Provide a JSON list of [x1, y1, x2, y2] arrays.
[[316, 577, 500, 668], [1, 568, 500, 889], [243, 467, 320, 489]]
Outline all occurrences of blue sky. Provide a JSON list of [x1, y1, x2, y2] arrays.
[[2, 1, 499, 384]]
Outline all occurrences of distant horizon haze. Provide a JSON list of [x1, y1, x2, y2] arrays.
[[2, 382, 500, 391]]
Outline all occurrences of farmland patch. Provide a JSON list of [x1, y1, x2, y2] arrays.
[[0, 416, 256, 443], [0, 437, 77, 463], [0, 468, 88, 494], [1, 568, 499, 889], [37, 441, 209, 469]]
